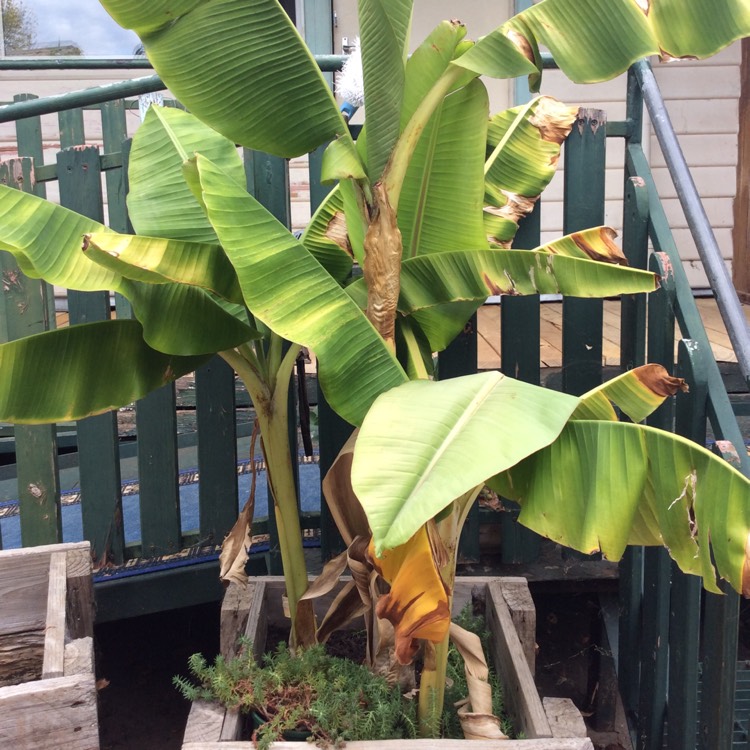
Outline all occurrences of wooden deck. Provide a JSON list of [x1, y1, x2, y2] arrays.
[[56, 296, 747, 372], [477, 297, 749, 370]]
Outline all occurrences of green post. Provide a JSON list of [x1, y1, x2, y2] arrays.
[[500, 203, 541, 563], [115, 132, 182, 555], [307, 142, 350, 560], [0, 157, 61, 547], [562, 108, 606, 395], [196, 358, 238, 545], [438, 316, 480, 563], [665, 340, 705, 750], [58, 145, 125, 565], [635, 252, 676, 750], [58, 107, 85, 149], [101, 100, 129, 233]]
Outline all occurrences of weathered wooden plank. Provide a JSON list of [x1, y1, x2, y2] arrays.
[[543, 698, 588, 739], [41, 551, 67, 679], [0, 630, 42, 687], [220, 582, 255, 659], [64, 542, 95, 640], [183, 700, 227, 744], [64, 637, 93, 676], [0, 551, 50, 635], [0, 673, 99, 750], [486, 580, 551, 739], [500, 578, 536, 674]]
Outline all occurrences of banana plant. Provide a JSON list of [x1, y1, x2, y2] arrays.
[[0, 0, 747, 735]]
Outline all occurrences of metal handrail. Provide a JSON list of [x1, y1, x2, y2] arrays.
[[0, 55, 349, 123], [633, 59, 750, 388]]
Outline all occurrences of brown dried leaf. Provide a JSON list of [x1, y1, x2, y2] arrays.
[[449, 622, 509, 740], [634, 363, 688, 397], [219, 499, 253, 586], [321, 430, 370, 546]]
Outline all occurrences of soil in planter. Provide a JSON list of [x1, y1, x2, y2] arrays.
[[233, 602, 514, 742]]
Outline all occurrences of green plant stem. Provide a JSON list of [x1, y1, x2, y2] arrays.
[[418, 636, 451, 737], [221, 344, 313, 647], [416, 485, 483, 734], [266, 332, 283, 390]]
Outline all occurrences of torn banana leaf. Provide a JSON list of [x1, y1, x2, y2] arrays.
[[484, 96, 577, 244], [572, 364, 688, 422], [489, 421, 750, 595]]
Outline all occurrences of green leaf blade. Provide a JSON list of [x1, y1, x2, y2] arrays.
[[0, 320, 206, 423], [196, 155, 407, 426], [352, 371, 579, 553], [137, 0, 346, 156]]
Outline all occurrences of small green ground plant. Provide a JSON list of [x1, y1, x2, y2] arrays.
[[174, 638, 417, 748]]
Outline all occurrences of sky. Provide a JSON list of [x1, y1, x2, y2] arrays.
[[25, 0, 139, 56]]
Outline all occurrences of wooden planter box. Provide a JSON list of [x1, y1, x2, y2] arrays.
[[181, 576, 593, 750], [0, 541, 99, 750]]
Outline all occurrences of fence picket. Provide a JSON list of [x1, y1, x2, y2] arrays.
[[58, 145, 125, 565]]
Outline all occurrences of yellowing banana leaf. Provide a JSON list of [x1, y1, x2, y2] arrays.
[[489, 421, 750, 595], [0, 320, 206, 423], [0, 185, 116, 291], [127, 106, 245, 244], [299, 185, 355, 284], [358, 0, 414, 180], [395, 246, 656, 319], [572, 364, 688, 422], [84, 232, 243, 305], [485, 97, 577, 244], [369, 526, 451, 665], [456, 0, 750, 87], [352, 371, 579, 553], [196, 155, 408, 426], [103, 0, 346, 157], [121, 279, 257, 355]]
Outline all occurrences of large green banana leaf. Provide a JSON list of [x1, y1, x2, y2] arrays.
[[0, 185, 116, 290], [0, 320, 207, 423], [195, 155, 408, 426], [399, 79, 489, 259], [345, 229, 657, 352], [351, 371, 579, 553], [84, 232, 243, 305], [120, 280, 257, 355], [127, 106, 245, 244], [489, 421, 750, 596], [358, 0, 414, 180], [100, 0, 346, 157], [456, 0, 750, 87]]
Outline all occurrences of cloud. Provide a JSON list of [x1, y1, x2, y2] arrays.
[[25, 0, 139, 55]]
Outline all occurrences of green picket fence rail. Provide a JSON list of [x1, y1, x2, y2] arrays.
[[0, 59, 747, 748]]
